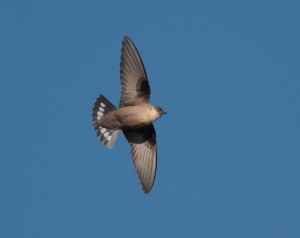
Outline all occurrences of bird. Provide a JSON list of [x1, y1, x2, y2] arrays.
[[92, 36, 166, 193]]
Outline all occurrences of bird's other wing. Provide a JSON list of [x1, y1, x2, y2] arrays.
[[123, 124, 157, 193], [119, 36, 151, 107]]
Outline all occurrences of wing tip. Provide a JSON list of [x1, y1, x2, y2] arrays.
[[142, 185, 153, 194], [123, 35, 130, 41]]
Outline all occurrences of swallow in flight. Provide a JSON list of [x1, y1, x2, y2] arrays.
[[92, 36, 165, 193]]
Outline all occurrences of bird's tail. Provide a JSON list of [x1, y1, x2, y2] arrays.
[[92, 95, 119, 149]]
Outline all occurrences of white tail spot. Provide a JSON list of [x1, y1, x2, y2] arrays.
[[100, 128, 106, 134], [97, 111, 103, 117], [100, 103, 106, 107], [99, 107, 104, 112], [104, 131, 109, 137]]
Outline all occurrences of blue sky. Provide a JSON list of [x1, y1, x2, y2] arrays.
[[1, 0, 299, 237]]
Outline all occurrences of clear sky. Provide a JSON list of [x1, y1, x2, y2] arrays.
[[1, 0, 299, 237]]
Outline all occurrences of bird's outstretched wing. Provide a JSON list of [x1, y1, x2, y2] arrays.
[[119, 36, 151, 107], [123, 125, 157, 193]]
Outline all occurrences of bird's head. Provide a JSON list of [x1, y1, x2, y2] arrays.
[[152, 105, 166, 119]]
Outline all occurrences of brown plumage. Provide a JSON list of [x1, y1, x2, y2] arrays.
[[92, 36, 165, 193]]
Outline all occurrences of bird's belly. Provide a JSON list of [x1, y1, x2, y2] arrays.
[[116, 107, 151, 129]]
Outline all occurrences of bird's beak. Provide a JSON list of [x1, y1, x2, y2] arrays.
[[164, 111, 167, 115]]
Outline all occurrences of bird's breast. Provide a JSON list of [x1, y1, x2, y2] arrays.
[[115, 106, 154, 129]]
